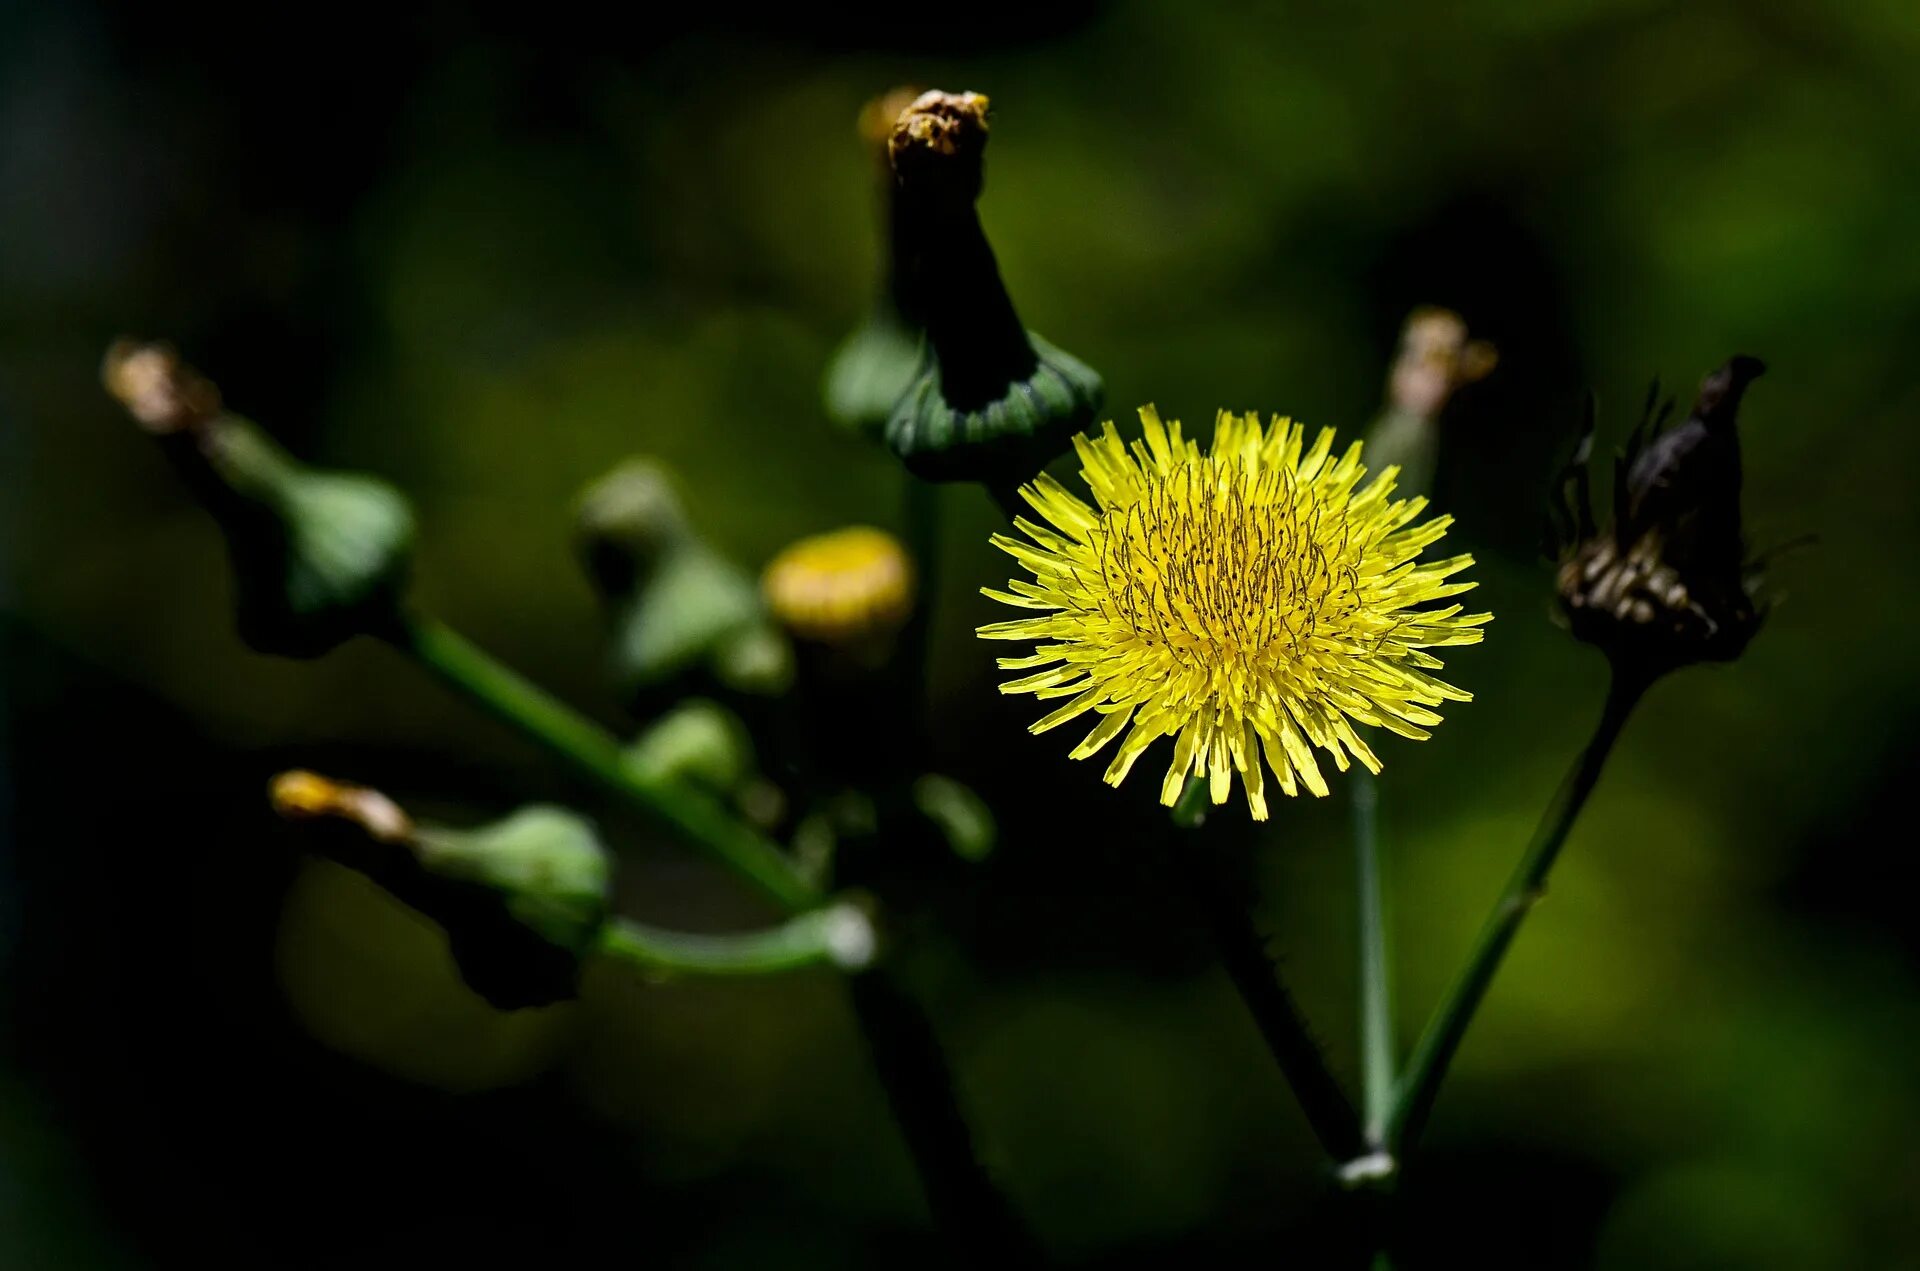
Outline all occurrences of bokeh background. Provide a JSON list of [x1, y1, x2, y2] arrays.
[[4, 1, 1918, 1267]]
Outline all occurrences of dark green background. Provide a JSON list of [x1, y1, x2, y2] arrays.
[[3, 2, 1915, 1266]]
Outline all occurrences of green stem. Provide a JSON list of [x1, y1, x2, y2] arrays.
[[1389, 668, 1650, 1153], [1170, 779, 1366, 1163], [388, 611, 818, 913], [1352, 769, 1394, 1146], [394, 611, 1028, 1255], [597, 905, 871, 977]]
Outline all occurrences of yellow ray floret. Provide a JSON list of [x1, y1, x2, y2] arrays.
[[978, 406, 1490, 820]]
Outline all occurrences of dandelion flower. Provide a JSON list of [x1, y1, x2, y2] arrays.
[[979, 406, 1489, 819]]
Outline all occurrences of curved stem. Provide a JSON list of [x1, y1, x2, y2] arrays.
[[1389, 669, 1650, 1153], [1169, 780, 1366, 1162], [393, 611, 1030, 1255], [388, 611, 818, 913], [847, 969, 1043, 1267], [598, 905, 871, 977], [1352, 769, 1395, 1146]]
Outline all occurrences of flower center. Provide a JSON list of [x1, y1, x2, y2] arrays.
[[1093, 459, 1358, 669]]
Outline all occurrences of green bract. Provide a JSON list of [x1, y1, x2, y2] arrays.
[[825, 306, 924, 440], [203, 423, 415, 658], [413, 805, 612, 968], [576, 459, 792, 697], [623, 698, 758, 796], [886, 331, 1103, 485]]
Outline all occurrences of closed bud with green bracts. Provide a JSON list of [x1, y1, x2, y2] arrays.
[[104, 340, 414, 659], [1554, 356, 1770, 679], [879, 90, 1103, 489], [271, 772, 611, 1010], [623, 698, 758, 798], [911, 774, 995, 862], [823, 87, 928, 438], [575, 460, 793, 698]]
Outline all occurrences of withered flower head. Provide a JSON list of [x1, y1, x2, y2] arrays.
[[1554, 356, 1769, 678]]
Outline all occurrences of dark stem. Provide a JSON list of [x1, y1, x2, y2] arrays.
[[901, 478, 942, 752], [847, 969, 1042, 1267], [1389, 667, 1651, 1154], [1164, 813, 1367, 1162]]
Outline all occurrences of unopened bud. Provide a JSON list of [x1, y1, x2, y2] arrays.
[[1365, 307, 1496, 500], [575, 459, 792, 697], [762, 526, 914, 653], [623, 698, 758, 796], [879, 90, 1103, 489], [108, 341, 414, 658], [270, 772, 611, 1010]]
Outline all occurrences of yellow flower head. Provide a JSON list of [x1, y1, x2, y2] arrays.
[[978, 406, 1490, 820]]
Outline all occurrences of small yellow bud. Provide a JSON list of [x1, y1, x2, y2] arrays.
[[762, 526, 915, 648]]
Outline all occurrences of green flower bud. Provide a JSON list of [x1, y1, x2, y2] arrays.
[[911, 774, 995, 862], [271, 772, 610, 1010], [623, 698, 758, 796], [575, 460, 793, 697], [104, 340, 413, 659], [878, 91, 1103, 489]]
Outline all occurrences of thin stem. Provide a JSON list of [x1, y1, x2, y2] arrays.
[[388, 611, 818, 913], [1389, 668, 1650, 1153], [847, 970, 1043, 1266], [395, 611, 1030, 1255], [1169, 781, 1367, 1162], [1352, 768, 1394, 1146], [597, 905, 871, 977]]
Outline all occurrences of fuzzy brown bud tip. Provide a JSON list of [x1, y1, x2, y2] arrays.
[[102, 339, 222, 434], [270, 770, 413, 843], [860, 85, 925, 151], [1387, 308, 1497, 421], [888, 90, 991, 187]]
